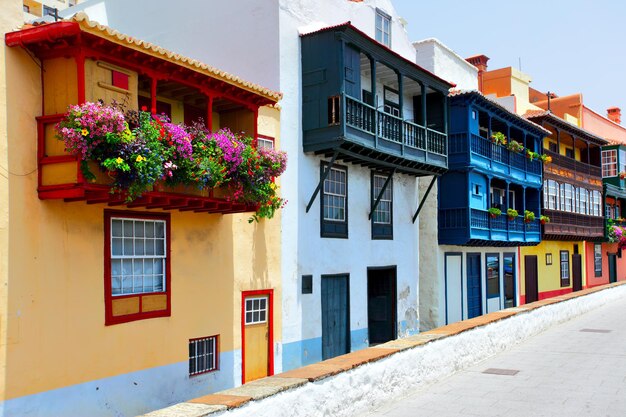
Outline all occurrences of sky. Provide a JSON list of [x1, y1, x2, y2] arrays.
[[392, 0, 626, 117]]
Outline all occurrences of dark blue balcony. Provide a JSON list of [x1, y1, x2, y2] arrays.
[[301, 23, 453, 176], [448, 133, 542, 186], [439, 207, 541, 246]]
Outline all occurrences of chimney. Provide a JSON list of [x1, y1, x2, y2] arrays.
[[607, 107, 621, 124], [465, 54, 490, 92]]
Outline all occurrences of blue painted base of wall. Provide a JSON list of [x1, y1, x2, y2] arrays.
[[398, 320, 419, 337], [0, 351, 238, 417], [282, 328, 370, 371]]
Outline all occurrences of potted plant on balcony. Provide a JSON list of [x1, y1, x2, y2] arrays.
[[56, 102, 288, 220], [490, 131, 507, 146], [488, 207, 502, 219], [619, 172, 626, 180], [524, 210, 536, 223], [540, 215, 550, 225], [526, 150, 540, 161], [506, 140, 524, 153], [539, 154, 552, 164], [507, 208, 518, 221]]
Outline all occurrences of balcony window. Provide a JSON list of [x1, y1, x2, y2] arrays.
[[563, 184, 574, 212], [375, 9, 391, 47], [43, 5, 56, 17], [602, 149, 618, 177], [565, 147, 575, 159], [577, 188, 589, 215], [592, 191, 602, 216], [544, 180, 559, 210], [606, 204, 613, 219]]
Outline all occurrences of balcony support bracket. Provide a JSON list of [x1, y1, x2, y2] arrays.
[[369, 168, 396, 220], [412, 175, 438, 224], [305, 150, 339, 214]]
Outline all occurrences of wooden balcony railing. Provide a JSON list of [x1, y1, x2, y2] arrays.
[[543, 149, 601, 177], [542, 209, 604, 238]]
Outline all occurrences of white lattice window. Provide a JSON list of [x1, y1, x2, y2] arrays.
[[189, 336, 218, 376], [602, 149, 617, 177], [546, 180, 559, 210], [257, 136, 274, 150], [110, 218, 166, 295], [375, 9, 391, 47], [578, 188, 589, 215], [563, 184, 574, 212], [323, 167, 347, 221], [560, 251, 570, 282], [245, 296, 268, 324], [372, 174, 392, 224], [592, 191, 602, 216]]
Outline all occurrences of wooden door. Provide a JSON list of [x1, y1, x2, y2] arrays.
[[466, 253, 482, 319], [609, 254, 617, 283], [572, 254, 583, 292], [243, 294, 270, 383], [524, 255, 538, 303], [367, 267, 397, 345], [321, 274, 350, 360], [343, 45, 361, 99]]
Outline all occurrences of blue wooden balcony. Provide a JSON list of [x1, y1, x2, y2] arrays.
[[439, 207, 541, 246], [448, 133, 542, 186]]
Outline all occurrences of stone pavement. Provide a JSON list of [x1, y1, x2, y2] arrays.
[[365, 292, 626, 417]]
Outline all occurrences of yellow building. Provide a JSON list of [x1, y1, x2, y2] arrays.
[[1, 9, 283, 417]]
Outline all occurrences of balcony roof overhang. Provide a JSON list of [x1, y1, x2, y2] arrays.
[[524, 111, 608, 146], [457, 239, 541, 247], [605, 183, 626, 200], [5, 13, 281, 107], [309, 140, 448, 177], [450, 90, 551, 137], [300, 22, 455, 94]]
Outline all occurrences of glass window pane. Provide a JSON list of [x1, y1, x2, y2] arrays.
[[155, 239, 165, 256], [133, 259, 143, 275], [111, 277, 121, 294], [122, 259, 133, 276], [155, 222, 165, 238], [123, 220, 134, 237], [134, 239, 145, 256], [112, 219, 122, 237], [260, 310, 266, 322], [246, 312, 252, 323], [154, 259, 163, 274], [111, 238, 123, 256], [253, 311, 260, 322], [134, 221, 144, 237], [145, 222, 155, 238], [123, 238, 134, 256], [145, 239, 155, 255]]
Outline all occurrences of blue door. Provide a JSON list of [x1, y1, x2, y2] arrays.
[[321, 274, 350, 360], [466, 253, 482, 319]]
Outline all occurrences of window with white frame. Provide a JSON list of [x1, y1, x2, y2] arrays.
[[578, 188, 589, 215], [602, 149, 618, 178], [545, 180, 559, 210], [620, 150, 626, 173], [594, 244, 602, 277], [560, 250, 570, 286], [245, 296, 268, 324], [323, 167, 347, 222], [592, 191, 602, 216], [372, 174, 392, 224], [110, 218, 166, 295], [606, 204, 613, 219], [375, 9, 391, 47], [189, 336, 218, 376], [563, 183, 574, 212], [257, 136, 274, 150]]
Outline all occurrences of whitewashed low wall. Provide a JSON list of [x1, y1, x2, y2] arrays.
[[213, 284, 626, 417]]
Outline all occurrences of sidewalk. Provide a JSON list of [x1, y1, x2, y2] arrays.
[[141, 282, 626, 417], [366, 291, 626, 417]]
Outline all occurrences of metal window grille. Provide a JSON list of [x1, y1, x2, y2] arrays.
[[110, 218, 166, 296], [372, 174, 392, 224], [323, 167, 347, 222], [245, 296, 268, 325], [189, 336, 217, 376], [602, 150, 617, 177]]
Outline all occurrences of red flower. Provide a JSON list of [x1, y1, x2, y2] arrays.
[[141, 105, 148, 111]]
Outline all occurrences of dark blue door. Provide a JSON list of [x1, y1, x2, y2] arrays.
[[343, 45, 361, 99], [321, 274, 350, 360], [466, 253, 482, 319]]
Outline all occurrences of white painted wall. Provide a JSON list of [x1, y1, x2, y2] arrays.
[[68, 0, 426, 372], [413, 38, 478, 91]]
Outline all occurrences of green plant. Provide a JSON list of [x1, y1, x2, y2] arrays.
[[540, 215, 550, 224], [526, 149, 541, 161], [490, 131, 507, 146], [488, 207, 502, 218], [524, 210, 536, 223], [506, 140, 524, 153], [507, 208, 518, 220]]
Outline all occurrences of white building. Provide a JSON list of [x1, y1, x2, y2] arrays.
[[61, 0, 452, 406]]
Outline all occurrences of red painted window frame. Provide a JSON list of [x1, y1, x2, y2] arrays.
[[241, 289, 274, 384], [188, 334, 220, 377], [111, 70, 129, 90], [104, 209, 172, 325]]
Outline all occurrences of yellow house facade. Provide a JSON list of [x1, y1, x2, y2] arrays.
[[1, 9, 283, 417]]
